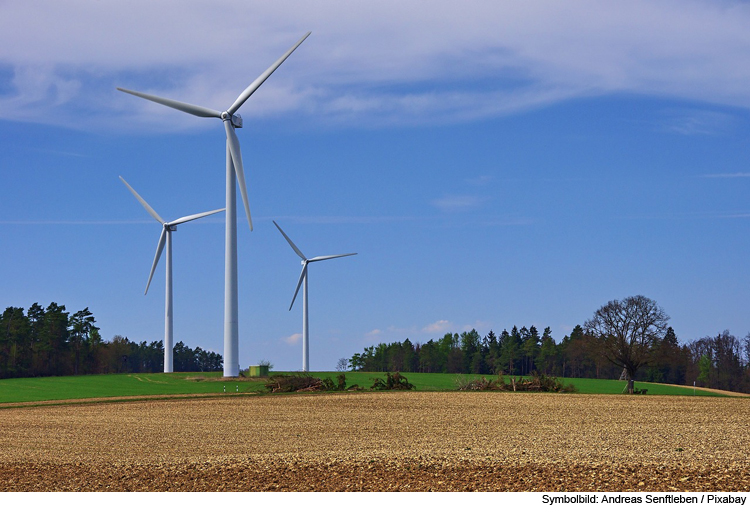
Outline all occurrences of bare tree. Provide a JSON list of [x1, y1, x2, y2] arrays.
[[335, 357, 349, 372], [584, 295, 669, 394]]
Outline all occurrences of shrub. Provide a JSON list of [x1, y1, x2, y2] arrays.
[[456, 372, 576, 393], [456, 376, 503, 391], [264, 373, 358, 393], [264, 374, 325, 393], [370, 372, 415, 390]]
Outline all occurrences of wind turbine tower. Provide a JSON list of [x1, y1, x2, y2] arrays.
[[118, 33, 311, 376], [274, 221, 356, 372], [120, 176, 224, 373]]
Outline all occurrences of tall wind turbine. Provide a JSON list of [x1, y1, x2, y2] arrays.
[[273, 221, 356, 372], [118, 32, 311, 377], [120, 176, 224, 373]]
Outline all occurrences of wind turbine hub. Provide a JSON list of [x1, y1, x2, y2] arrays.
[[221, 111, 243, 128]]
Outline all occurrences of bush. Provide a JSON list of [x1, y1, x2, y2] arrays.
[[456, 376, 503, 391], [264, 374, 325, 393], [370, 372, 415, 390], [264, 373, 357, 393], [456, 372, 576, 393]]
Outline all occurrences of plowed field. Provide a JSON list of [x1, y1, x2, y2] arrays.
[[1, 393, 748, 491]]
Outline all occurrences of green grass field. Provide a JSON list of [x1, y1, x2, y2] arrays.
[[0, 372, 263, 404], [307, 372, 724, 396], [0, 371, 734, 404]]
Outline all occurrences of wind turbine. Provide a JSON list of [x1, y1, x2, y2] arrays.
[[273, 221, 356, 372], [118, 32, 311, 377], [120, 176, 224, 373]]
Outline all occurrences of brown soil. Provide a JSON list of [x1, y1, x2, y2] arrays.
[[1, 392, 748, 491]]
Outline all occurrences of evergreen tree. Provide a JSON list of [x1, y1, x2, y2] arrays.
[[1, 307, 30, 377], [460, 329, 481, 373], [484, 330, 500, 374], [500, 329, 521, 375], [41, 303, 70, 376], [522, 325, 540, 374], [536, 327, 558, 375], [69, 307, 98, 375], [27, 303, 45, 374]]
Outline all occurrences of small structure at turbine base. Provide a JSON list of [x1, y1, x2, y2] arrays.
[[248, 365, 270, 377]]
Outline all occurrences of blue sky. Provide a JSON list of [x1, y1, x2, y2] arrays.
[[1, 0, 749, 371]]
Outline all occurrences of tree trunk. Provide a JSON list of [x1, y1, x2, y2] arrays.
[[626, 366, 636, 394]]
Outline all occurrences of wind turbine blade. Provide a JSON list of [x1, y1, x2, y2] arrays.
[[224, 121, 253, 231], [308, 253, 357, 263], [145, 227, 167, 295], [273, 220, 306, 260], [119, 176, 165, 224], [227, 32, 311, 115], [169, 208, 225, 226], [117, 88, 223, 119], [289, 263, 308, 310]]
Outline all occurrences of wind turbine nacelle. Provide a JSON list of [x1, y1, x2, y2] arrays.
[[231, 114, 243, 128]]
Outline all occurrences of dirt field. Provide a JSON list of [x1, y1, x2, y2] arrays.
[[1, 392, 748, 491]]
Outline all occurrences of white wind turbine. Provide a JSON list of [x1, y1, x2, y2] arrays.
[[118, 32, 311, 377], [274, 221, 356, 372], [120, 176, 224, 373]]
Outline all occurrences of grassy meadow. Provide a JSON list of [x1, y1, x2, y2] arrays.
[[309, 372, 725, 396], [0, 370, 733, 404]]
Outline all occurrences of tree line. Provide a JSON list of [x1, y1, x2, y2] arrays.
[[349, 296, 750, 394], [0, 302, 222, 378]]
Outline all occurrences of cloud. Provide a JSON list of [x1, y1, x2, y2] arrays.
[[4, 1, 750, 129], [0, 217, 225, 226], [422, 320, 453, 334], [618, 210, 750, 221], [462, 321, 490, 333], [466, 175, 493, 187], [283, 333, 302, 345], [431, 195, 486, 212], [263, 215, 420, 225], [700, 172, 750, 178], [716, 213, 750, 219], [657, 109, 737, 135], [365, 329, 382, 337], [477, 216, 536, 227]]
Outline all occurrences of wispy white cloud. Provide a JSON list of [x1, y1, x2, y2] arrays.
[[0, 218, 224, 225], [477, 216, 536, 227], [462, 320, 490, 333], [262, 215, 420, 225], [4, 1, 750, 129], [700, 172, 750, 178], [422, 320, 453, 334], [431, 195, 486, 212], [466, 175, 494, 187], [28, 148, 90, 158], [283, 333, 302, 345], [618, 210, 750, 221], [657, 109, 737, 135]]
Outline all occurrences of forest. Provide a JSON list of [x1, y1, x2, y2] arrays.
[[0, 302, 222, 378], [349, 296, 750, 394], [3, 296, 750, 394]]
